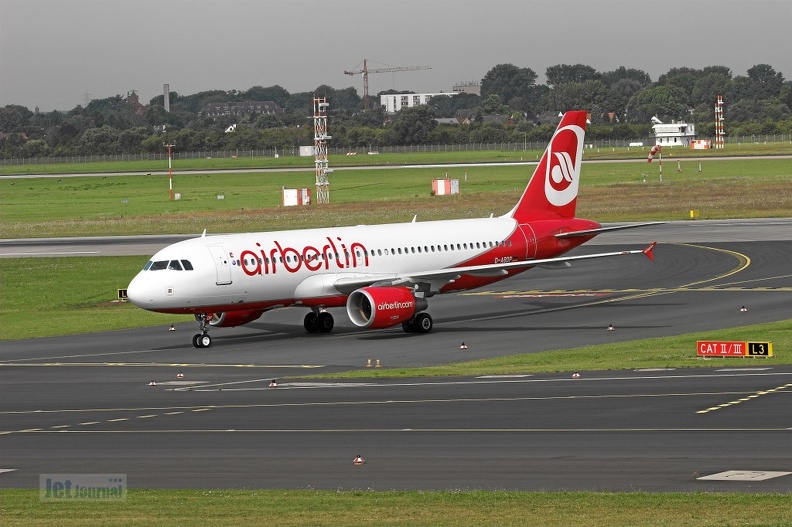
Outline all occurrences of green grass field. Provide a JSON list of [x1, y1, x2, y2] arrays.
[[2, 157, 790, 238], [2, 489, 791, 527]]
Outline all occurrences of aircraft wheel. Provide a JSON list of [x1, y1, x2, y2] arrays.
[[414, 313, 433, 334], [402, 320, 415, 333], [317, 312, 334, 333], [199, 334, 212, 348], [192, 334, 203, 348], [304, 312, 319, 333]]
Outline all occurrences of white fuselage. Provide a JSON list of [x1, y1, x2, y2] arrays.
[[127, 216, 530, 314]]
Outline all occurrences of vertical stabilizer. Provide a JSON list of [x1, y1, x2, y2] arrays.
[[508, 111, 587, 222]]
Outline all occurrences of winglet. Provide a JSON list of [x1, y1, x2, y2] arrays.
[[643, 242, 657, 261]]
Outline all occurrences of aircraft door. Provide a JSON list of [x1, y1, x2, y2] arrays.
[[207, 245, 233, 285], [518, 224, 537, 259]]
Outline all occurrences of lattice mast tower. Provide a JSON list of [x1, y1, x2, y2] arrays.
[[313, 97, 332, 204], [714, 95, 725, 149]]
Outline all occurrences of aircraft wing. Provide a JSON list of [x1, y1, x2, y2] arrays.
[[333, 242, 656, 296]]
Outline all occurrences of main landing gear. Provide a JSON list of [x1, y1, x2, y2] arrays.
[[304, 309, 334, 333], [192, 313, 212, 348], [402, 312, 433, 334]]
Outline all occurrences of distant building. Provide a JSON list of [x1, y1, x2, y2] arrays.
[[199, 101, 284, 118], [380, 92, 456, 113], [452, 81, 481, 96], [652, 121, 697, 147]]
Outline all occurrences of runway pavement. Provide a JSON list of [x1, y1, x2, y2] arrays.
[[1, 221, 791, 491]]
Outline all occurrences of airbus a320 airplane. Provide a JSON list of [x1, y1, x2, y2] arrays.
[[128, 110, 657, 348]]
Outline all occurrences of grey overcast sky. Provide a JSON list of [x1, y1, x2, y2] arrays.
[[1, 0, 790, 111]]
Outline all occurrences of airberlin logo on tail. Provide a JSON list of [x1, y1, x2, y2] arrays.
[[544, 124, 585, 207]]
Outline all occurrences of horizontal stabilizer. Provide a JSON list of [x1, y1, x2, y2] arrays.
[[555, 222, 664, 239]]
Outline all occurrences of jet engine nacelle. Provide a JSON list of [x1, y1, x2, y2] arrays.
[[346, 286, 428, 329], [204, 310, 265, 328]]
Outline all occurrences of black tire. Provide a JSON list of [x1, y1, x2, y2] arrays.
[[317, 312, 334, 333], [199, 334, 212, 348], [414, 313, 433, 334], [192, 334, 203, 348], [402, 320, 415, 333], [304, 312, 319, 333]]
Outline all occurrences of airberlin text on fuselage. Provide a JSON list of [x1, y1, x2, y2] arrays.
[[237, 236, 369, 276]]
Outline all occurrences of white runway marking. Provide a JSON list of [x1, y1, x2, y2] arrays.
[[698, 470, 792, 481]]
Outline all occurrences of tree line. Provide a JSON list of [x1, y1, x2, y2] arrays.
[[1, 62, 790, 159]]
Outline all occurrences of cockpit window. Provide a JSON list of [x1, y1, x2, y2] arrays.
[[145, 259, 194, 271]]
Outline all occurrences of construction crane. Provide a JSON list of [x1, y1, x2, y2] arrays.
[[344, 59, 431, 110]]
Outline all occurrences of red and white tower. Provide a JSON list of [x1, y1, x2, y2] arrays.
[[313, 97, 332, 204], [714, 95, 725, 149]]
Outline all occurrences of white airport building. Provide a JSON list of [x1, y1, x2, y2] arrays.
[[652, 121, 697, 147], [380, 92, 457, 113]]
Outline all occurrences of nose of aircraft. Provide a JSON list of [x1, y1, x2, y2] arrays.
[[126, 272, 153, 308]]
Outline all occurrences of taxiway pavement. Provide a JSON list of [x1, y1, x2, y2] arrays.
[[1, 222, 791, 491]]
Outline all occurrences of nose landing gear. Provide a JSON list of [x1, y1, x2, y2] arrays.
[[192, 313, 212, 348]]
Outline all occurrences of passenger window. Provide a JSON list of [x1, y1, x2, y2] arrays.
[[181, 260, 194, 270]]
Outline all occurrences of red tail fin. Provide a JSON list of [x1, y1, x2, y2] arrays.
[[509, 111, 587, 222]]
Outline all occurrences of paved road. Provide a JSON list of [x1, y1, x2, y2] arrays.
[[2, 154, 789, 180]]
